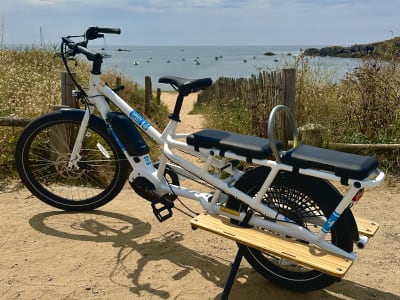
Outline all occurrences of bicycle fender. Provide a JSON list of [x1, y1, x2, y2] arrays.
[[306, 175, 360, 243], [22, 108, 107, 130], [56, 108, 106, 128], [334, 207, 359, 243]]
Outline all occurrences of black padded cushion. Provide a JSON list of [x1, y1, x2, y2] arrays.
[[281, 144, 379, 180], [187, 129, 280, 160]]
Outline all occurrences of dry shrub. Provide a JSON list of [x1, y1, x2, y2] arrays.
[[201, 97, 253, 135], [339, 56, 400, 143], [0, 47, 168, 177], [196, 49, 400, 173]]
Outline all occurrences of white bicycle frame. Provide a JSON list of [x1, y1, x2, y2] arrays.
[[69, 72, 385, 260]]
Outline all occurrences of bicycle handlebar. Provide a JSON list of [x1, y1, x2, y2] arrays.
[[61, 26, 121, 77], [61, 37, 97, 61], [62, 26, 121, 60]]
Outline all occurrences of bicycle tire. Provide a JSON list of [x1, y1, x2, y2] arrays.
[[226, 167, 354, 291], [15, 109, 128, 211]]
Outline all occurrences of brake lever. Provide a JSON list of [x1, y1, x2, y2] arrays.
[[85, 27, 105, 41]]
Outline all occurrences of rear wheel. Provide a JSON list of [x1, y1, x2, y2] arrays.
[[15, 110, 128, 211], [226, 167, 353, 291]]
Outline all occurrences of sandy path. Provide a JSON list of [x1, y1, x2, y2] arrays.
[[0, 92, 399, 299], [160, 91, 204, 131]]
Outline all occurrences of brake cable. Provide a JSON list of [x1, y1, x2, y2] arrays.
[[60, 39, 89, 103]]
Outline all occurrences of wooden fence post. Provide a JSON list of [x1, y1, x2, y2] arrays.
[[156, 88, 161, 105], [60, 72, 78, 107], [116, 76, 121, 88], [282, 68, 296, 147], [51, 72, 77, 161], [299, 124, 324, 147], [144, 76, 152, 115], [282, 68, 295, 112], [50, 104, 71, 161]]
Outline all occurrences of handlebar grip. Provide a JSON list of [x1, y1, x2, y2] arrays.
[[85, 27, 121, 41], [95, 27, 121, 34]]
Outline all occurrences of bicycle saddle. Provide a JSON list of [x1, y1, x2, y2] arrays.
[[159, 76, 212, 95]]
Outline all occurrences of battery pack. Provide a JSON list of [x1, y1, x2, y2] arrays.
[[107, 112, 150, 156]]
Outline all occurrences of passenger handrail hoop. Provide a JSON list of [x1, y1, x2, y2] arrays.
[[268, 105, 299, 161]]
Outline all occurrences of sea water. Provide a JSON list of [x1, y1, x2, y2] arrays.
[[94, 45, 361, 90]]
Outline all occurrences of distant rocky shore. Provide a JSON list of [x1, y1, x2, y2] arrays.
[[303, 37, 400, 58]]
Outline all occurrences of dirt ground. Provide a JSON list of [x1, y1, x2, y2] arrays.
[[1, 92, 399, 299]]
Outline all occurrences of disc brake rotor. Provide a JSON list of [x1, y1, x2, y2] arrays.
[[54, 154, 86, 179]]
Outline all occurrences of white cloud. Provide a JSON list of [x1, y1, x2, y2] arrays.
[[1, 0, 399, 45]]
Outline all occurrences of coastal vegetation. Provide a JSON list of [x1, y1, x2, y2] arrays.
[[0, 46, 168, 177], [1, 36, 400, 177], [196, 45, 400, 173]]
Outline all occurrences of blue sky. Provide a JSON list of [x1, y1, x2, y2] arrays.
[[1, 0, 399, 46]]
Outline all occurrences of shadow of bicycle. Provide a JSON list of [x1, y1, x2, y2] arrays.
[[29, 210, 399, 300], [29, 210, 242, 298]]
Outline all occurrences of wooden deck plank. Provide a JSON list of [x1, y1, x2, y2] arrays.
[[355, 217, 379, 237], [191, 214, 353, 277]]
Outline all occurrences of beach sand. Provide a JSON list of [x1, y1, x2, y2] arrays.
[[0, 92, 399, 299]]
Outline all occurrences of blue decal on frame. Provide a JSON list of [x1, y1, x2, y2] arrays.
[[322, 211, 340, 233], [129, 110, 151, 130], [144, 155, 152, 165]]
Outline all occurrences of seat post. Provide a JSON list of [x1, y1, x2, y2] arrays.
[[169, 93, 185, 122]]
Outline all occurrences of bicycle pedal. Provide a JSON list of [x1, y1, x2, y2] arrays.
[[151, 199, 173, 222]]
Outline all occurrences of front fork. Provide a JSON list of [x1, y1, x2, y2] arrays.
[[67, 106, 92, 170]]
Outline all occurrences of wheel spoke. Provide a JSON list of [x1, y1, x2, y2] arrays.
[[15, 112, 127, 211]]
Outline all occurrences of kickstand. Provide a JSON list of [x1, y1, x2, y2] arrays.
[[221, 248, 244, 300]]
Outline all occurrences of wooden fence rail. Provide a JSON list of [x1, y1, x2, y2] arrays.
[[2, 71, 399, 154], [0, 117, 31, 127]]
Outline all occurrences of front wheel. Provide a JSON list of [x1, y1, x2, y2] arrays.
[[15, 110, 128, 211], [226, 167, 354, 291]]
